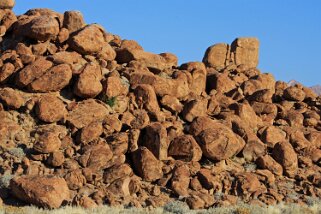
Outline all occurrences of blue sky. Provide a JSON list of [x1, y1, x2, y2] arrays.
[[14, 0, 321, 86]]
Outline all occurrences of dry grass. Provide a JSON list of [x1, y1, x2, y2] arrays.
[[1, 202, 321, 214]]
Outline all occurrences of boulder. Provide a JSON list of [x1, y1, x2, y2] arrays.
[[284, 86, 306, 102], [68, 24, 106, 54], [15, 57, 53, 88], [10, 176, 70, 209], [197, 122, 245, 161], [63, 11, 85, 33], [256, 155, 283, 176], [202, 43, 230, 68], [25, 15, 60, 41], [103, 164, 133, 184], [102, 76, 129, 99], [78, 121, 103, 144], [182, 99, 208, 122], [36, 95, 67, 123], [131, 147, 163, 182], [168, 135, 202, 162], [28, 64, 72, 92], [0, 63, 15, 83], [33, 125, 67, 154], [260, 126, 287, 148], [0, 0, 15, 9], [74, 62, 103, 98], [171, 165, 190, 196], [134, 84, 160, 115], [143, 122, 169, 160], [79, 142, 113, 170], [0, 87, 24, 109], [231, 37, 259, 68], [272, 141, 298, 177], [66, 99, 109, 129]]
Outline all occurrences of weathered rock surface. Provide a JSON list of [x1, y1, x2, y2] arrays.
[[231, 37, 259, 68], [203, 43, 230, 68], [10, 176, 70, 209], [0, 0, 15, 9], [78, 142, 113, 170], [74, 62, 103, 98], [143, 122, 168, 160], [131, 147, 163, 182], [29, 64, 72, 92], [26, 15, 60, 41], [66, 99, 109, 129], [196, 122, 245, 161], [63, 11, 85, 33], [168, 135, 202, 162], [272, 141, 298, 177], [15, 57, 53, 88], [36, 95, 67, 123], [0, 87, 24, 109], [68, 24, 106, 54]]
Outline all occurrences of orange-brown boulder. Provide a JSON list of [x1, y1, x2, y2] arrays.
[[10, 176, 70, 209], [36, 95, 67, 123], [231, 37, 259, 68], [168, 135, 202, 162], [272, 141, 298, 177], [131, 147, 163, 182], [68, 24, 106, 54]]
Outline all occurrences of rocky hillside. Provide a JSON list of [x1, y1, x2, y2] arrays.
[[0, 0, 321, 210]]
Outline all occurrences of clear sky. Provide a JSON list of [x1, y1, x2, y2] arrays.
[[14, 0, 321, 86]]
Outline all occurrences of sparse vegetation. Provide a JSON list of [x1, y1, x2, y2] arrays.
[[101, 94, 117, 108], [1, 202, 321, 214], [0, 172, 14, 188], [243, 163, 257, 172], [7, 148, 25, 159]]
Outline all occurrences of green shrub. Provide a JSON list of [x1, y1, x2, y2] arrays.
[[101, 95, 117, 108]]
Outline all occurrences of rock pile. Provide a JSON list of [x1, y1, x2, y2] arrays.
[[0, 1, 321, 209]]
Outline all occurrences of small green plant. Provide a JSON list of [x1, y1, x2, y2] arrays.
[[101, 94, 117, 108], [106, 96, 117, 107]]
